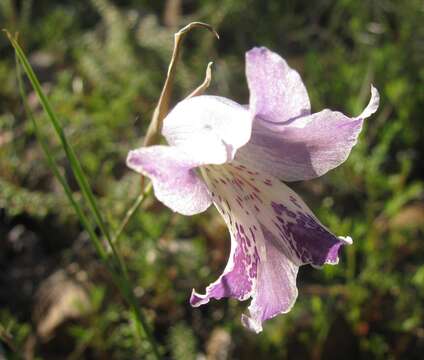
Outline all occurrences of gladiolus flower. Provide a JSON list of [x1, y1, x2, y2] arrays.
[[127, 47, 379, 332]]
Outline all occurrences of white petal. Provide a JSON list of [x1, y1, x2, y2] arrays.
[[162, 95, 253, 165]]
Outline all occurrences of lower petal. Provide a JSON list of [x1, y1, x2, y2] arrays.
[[242, 225, 299, 333], [190, 223, 257, 306], [191, 163, 350, 331]]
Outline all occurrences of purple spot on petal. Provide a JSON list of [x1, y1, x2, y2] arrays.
[[286, 213, 346, 265]]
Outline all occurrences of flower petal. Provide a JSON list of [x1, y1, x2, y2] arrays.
[[246, 46, 311, 123], [190, 221, 257, 307], [241, 225, 299, 333], [126, 145, 211, 216], [357, 85, 380, 120], [191, 163, 349, 331], [220, 164, 350, 267], [236, 86, 380, 181], [162, 95, 252, 165]]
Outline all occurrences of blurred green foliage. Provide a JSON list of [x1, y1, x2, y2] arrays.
[[0, 0, 423, 359]]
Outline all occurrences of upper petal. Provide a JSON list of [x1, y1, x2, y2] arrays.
[[246, 47, 311, 123], [357, 85, 380, 120], [127, 145, 211, 216], [162, 95, 253, 165], [236, 86, 380, 181]]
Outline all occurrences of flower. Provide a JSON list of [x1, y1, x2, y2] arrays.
[[127, 47, 379, 332]]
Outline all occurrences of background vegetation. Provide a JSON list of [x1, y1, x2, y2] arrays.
[[1, 0, 423, 359]]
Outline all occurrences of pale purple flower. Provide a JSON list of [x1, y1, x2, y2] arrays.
[[127, 47, 379, 332]]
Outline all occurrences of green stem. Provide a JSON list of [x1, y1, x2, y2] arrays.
[[112, 182, 153, 244]]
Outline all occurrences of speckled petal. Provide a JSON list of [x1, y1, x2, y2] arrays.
[[236, 86, 380, 181], [190, 220, 257, 307], [126, 145, 211, 216], [162, 95, 253, 165], [241, 225, 299, 333], [246, 46, 311, 123], [190, 163, 351, 332]]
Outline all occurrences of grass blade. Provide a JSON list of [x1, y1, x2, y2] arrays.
[[10, 32, 161, 359], [6, 31, 112, 245], [15, 54, 107, 260]]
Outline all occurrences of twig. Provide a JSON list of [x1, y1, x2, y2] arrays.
[[187, 61, 214, 98], [143, 22, 219, 147]]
